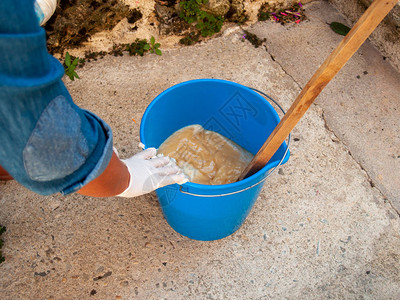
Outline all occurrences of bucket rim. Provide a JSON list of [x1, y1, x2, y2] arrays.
[[140, 78, 290, 193]]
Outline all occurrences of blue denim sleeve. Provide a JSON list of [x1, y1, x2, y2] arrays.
[[0, 0, 113, 195]]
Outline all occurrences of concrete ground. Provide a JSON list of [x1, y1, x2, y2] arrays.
[[1, 1, 399, 299]]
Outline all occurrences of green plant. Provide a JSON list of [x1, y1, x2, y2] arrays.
[[179, 0, 204, 23], [144, 36, 162, 55], [110, 44, 125, 57], [179, 32, 200, 45], [196, 11, 224, 37], [242, 30, 266, 48], [64, 52, 80, 81], [258, 11, 270, 21], [126, 37, 162, 56], [126, 39, 149, 56], [0, 225, 6, 264], [179, 0, 224, 37], [330, 22, 351, 36]]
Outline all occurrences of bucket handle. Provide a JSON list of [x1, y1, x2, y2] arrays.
[[179, 87, 291, 197]]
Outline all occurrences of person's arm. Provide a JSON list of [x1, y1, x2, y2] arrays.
[[0, 165, 13, 181], [0, 0, 187, 197], [1, 0, 117, 196], [77, 151, 130, 197], [77, 148, 189, 198]]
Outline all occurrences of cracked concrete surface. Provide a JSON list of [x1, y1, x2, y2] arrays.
[[1, 1, 399, 299], [248, 0, 400, 214]]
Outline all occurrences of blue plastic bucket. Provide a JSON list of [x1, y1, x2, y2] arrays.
[[140, 79, 290, 241]]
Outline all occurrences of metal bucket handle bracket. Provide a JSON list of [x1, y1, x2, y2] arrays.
[[179, 87, 291, 197]]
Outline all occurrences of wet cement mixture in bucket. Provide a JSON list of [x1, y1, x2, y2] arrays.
[[158, 124, 254, 185]]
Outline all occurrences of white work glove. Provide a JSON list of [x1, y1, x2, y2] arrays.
[[34, 0, 58, 26], [117, 148, 188, 198]]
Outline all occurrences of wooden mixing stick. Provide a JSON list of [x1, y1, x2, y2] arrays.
[[239, 0, 399, 181]]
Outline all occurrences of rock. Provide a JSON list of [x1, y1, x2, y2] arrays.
[[127, 9, 142, 24], [155, 2, 189, 35], [202, 0, 230, 16], [120, 280, 129, 287], [93, 271, 112, 281], [155, 3, 175, 22], [226, 0, 246, 22], [48, 199, 61, 210]]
